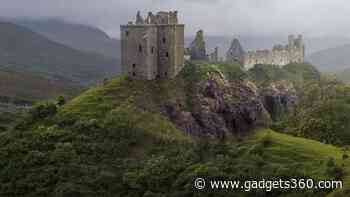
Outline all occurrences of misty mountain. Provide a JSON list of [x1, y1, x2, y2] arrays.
[[7, 19, 121, 60], [307, 44, 350, 72], [0, 22, 119, 85]]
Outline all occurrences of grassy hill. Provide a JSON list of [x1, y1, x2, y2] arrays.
[[0, 22, 119, 85], [0, 62, 349, 196], [11, 19, 121, 60], [0, 68, 80, 103], [0, 67, 82, 132]]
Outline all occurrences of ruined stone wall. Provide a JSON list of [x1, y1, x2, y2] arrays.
[[209, 47, 219, 62], [174, 26, 185, 75], [156, 24, 184, 79], [121, 25, 158, 80], [243, 35, 305, 69]]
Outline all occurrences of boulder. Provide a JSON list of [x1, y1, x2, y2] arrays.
[[164, 70, 270, 138]]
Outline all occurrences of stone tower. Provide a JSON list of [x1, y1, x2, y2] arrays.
[[226, 38, 245, 65], [120, 11, 185, 80], [189, 30, 208, 60]]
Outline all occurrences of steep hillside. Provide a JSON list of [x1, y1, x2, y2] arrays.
[[0, 22, 119, 85], [0, 61, 349, 196], [0, 68, 80, 103], [307, 44, 350, 72], [0, 67, 81, 134], [11, 19, 121, 60]]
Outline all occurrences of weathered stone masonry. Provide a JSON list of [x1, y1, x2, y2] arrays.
[[244, 35, 305, 69], [120, 11, 185, 80]]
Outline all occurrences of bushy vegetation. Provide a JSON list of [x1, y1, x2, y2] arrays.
[[1, 61, 349, 196], [247, 63, 350, 146], [274, 76, 350, 146], [248, 63, 321, 86]]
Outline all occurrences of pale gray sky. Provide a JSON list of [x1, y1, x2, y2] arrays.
[[1, 0, 350, 38]]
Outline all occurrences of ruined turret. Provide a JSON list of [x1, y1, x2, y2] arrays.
[[226, 38, 245, 65], [189, 30, 207, 60], [136, 11, 144, 24], [209, 47, 219, 62], [244, 35, 305, 68]]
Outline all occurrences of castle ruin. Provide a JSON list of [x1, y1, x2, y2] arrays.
[[120, 11, 185, 80], [244, 35, 305, 68], [209, 47, 219, 62]]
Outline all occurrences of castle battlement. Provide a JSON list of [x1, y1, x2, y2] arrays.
[[120, 11, 185, 80], [244, 35, 305, 69]]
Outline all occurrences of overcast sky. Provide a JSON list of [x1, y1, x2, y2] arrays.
[[1, 0, 350, 39]]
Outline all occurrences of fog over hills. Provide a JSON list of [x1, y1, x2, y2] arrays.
[[3, 18, 121, 61], [0, 21, 119, 85]]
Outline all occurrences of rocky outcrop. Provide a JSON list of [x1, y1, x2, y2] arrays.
[[164, 71, 270, 138], [259, 81, 298, 121], [226, 38, 245, 65], [189, 30, 207, 60]]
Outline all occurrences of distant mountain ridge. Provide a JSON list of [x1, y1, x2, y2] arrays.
[[0, 22, 119, 85], [307, 44, 350, 72], [6, 18, 121, 60]]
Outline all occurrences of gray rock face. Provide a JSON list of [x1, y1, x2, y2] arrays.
[[189, 30, 208, 60], [164, 72, 270, 137], [259, 81, 298, 121], [226, 38, 245, 64]]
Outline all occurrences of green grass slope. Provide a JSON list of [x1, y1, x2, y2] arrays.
[[0, 62, 349, 196], [253, 130, 350, 196]]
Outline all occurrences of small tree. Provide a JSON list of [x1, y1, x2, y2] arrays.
[[57, 96, 66, 106]]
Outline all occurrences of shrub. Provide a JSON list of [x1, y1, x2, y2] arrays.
[[29, 102, 57, 121], [56, 96, 66, 106]]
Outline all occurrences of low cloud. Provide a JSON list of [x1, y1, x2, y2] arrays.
[[0, 0, 350, 38]]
